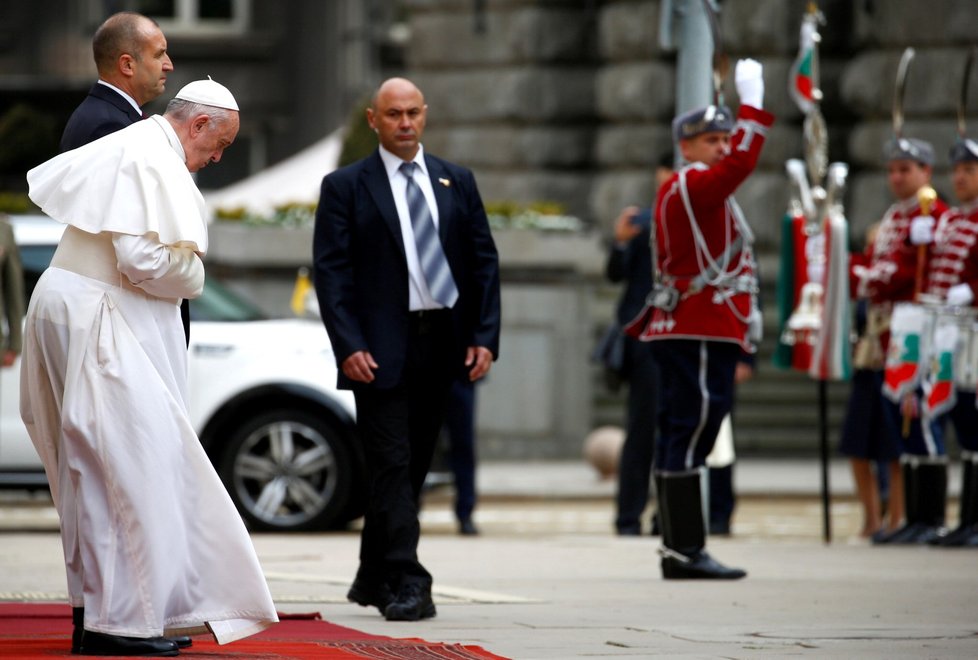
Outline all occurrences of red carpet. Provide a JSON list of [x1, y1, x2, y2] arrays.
[[0, 604, 509, 659]]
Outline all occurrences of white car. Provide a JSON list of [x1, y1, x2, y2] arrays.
[[0, 215, 363, 532]]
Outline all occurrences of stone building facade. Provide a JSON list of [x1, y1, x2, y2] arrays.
[[401, 0, 978, 458]]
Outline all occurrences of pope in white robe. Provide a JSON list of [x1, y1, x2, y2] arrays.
[[22, 79, 278, 651]]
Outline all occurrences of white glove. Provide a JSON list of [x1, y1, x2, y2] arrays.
[[735, 58, 764, 109], [947, 283, 974, 307], [852, 264, 871, 298], [909, 215, 935, 245]]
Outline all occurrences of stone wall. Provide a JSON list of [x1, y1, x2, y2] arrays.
[[394, 0, 978, 459]]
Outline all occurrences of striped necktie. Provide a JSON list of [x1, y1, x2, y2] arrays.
[[400, 161, 458, 308]]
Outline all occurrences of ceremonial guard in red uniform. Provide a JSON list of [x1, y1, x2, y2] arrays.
[[914, 137, 978, 546], [626, 59, 773, 580], [853, 138, 950, 545]]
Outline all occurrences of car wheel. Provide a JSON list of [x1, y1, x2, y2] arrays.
[[218, 408, 353, 532]]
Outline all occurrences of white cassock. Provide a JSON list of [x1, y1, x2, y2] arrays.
[[22, 116, 278, 643]]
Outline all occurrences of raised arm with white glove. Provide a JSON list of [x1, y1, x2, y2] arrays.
[[113, 232, 205, 300], [735, 58, 764, 109]]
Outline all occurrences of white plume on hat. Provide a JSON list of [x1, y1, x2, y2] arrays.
[[174, 76, 239, 111]]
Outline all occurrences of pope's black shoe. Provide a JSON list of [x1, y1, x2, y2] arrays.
[[347, 578, 394, 614], [71, 608, 190, 652], [72, 607, 84, 653], [384, 582, 436, 621], [75, 630, 179, 656]]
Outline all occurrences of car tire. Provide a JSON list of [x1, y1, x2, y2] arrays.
[[217, 408, 354, 532]]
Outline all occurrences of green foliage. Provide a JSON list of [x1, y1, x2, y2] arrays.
[[215, 202, 318, 228], [0, 192, 37, 214], [484, 200, 582, 232], [338, 95, 378, 167], [0, 104, 59, 175]]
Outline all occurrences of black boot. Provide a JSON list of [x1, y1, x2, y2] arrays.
[[658, 469, 745, 580], [708, 464, 735, 536], [932, 453, 978, 546], [890, 459, 947, 544], [650, 473, 662, 536]]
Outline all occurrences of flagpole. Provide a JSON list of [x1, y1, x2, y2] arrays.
[[818, 379, 831, 543]]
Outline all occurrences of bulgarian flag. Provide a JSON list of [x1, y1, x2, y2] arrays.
[[922, 319, 958, 418], [774, 210, 815, 371], [882, 303, 928, 402], [789, 13, 818, 115], [808, 209, 851, 381]]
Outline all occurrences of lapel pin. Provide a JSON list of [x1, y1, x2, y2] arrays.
[[439, 177, 451, 187]]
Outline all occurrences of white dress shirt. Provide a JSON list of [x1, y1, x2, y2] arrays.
[[378, 144, 446, 311], [97, 79, 142, 115]]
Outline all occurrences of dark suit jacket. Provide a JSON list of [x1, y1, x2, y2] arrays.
[[313, 149, 501, 390], [60, 83, 142, 152], [606, 223, 652, 326]]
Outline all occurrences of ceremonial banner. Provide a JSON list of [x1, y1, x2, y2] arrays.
[[808, 210, 851, 381], [922, 318, 958, 417], [789, 14, 817, 115], [883, 302, 927, 402], [774, 211, 815, 370]]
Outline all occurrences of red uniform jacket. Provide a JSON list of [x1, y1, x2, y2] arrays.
[[630, 105, 775, 351], [849, 194, 949, 364], [924, 200, 978, 301], [856, 195, 950, 304]]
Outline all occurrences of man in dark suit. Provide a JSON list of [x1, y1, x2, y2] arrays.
[[606, 154, 671, 536], [60, 12, 190, 346], [61, 12, 172, 152], [313, 77, 501, 622]]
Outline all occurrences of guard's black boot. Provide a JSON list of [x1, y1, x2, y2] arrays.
[[932, 453, 977, 546], [650, 473, 663, 536], [892, 459, 947, 544], [875, 459, 919, 545], [658, 469, 745, 580], [72, 607, 84, 653]]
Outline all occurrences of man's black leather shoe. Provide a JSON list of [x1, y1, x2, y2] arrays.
[[384, 583, 436, 621], [170, 635, 192, 648], [660, 549, 746, 580], [458, 518, 479, 536], [75, 630, 178, 656], [348, 579, 394, 614]]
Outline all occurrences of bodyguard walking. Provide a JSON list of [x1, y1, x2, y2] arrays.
[[313, 77, 501, 620]]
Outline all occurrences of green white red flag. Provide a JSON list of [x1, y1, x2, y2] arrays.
[[789, 14, 817, 115], [922, 319, 958, 417], [883, 303, 927, 402]]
